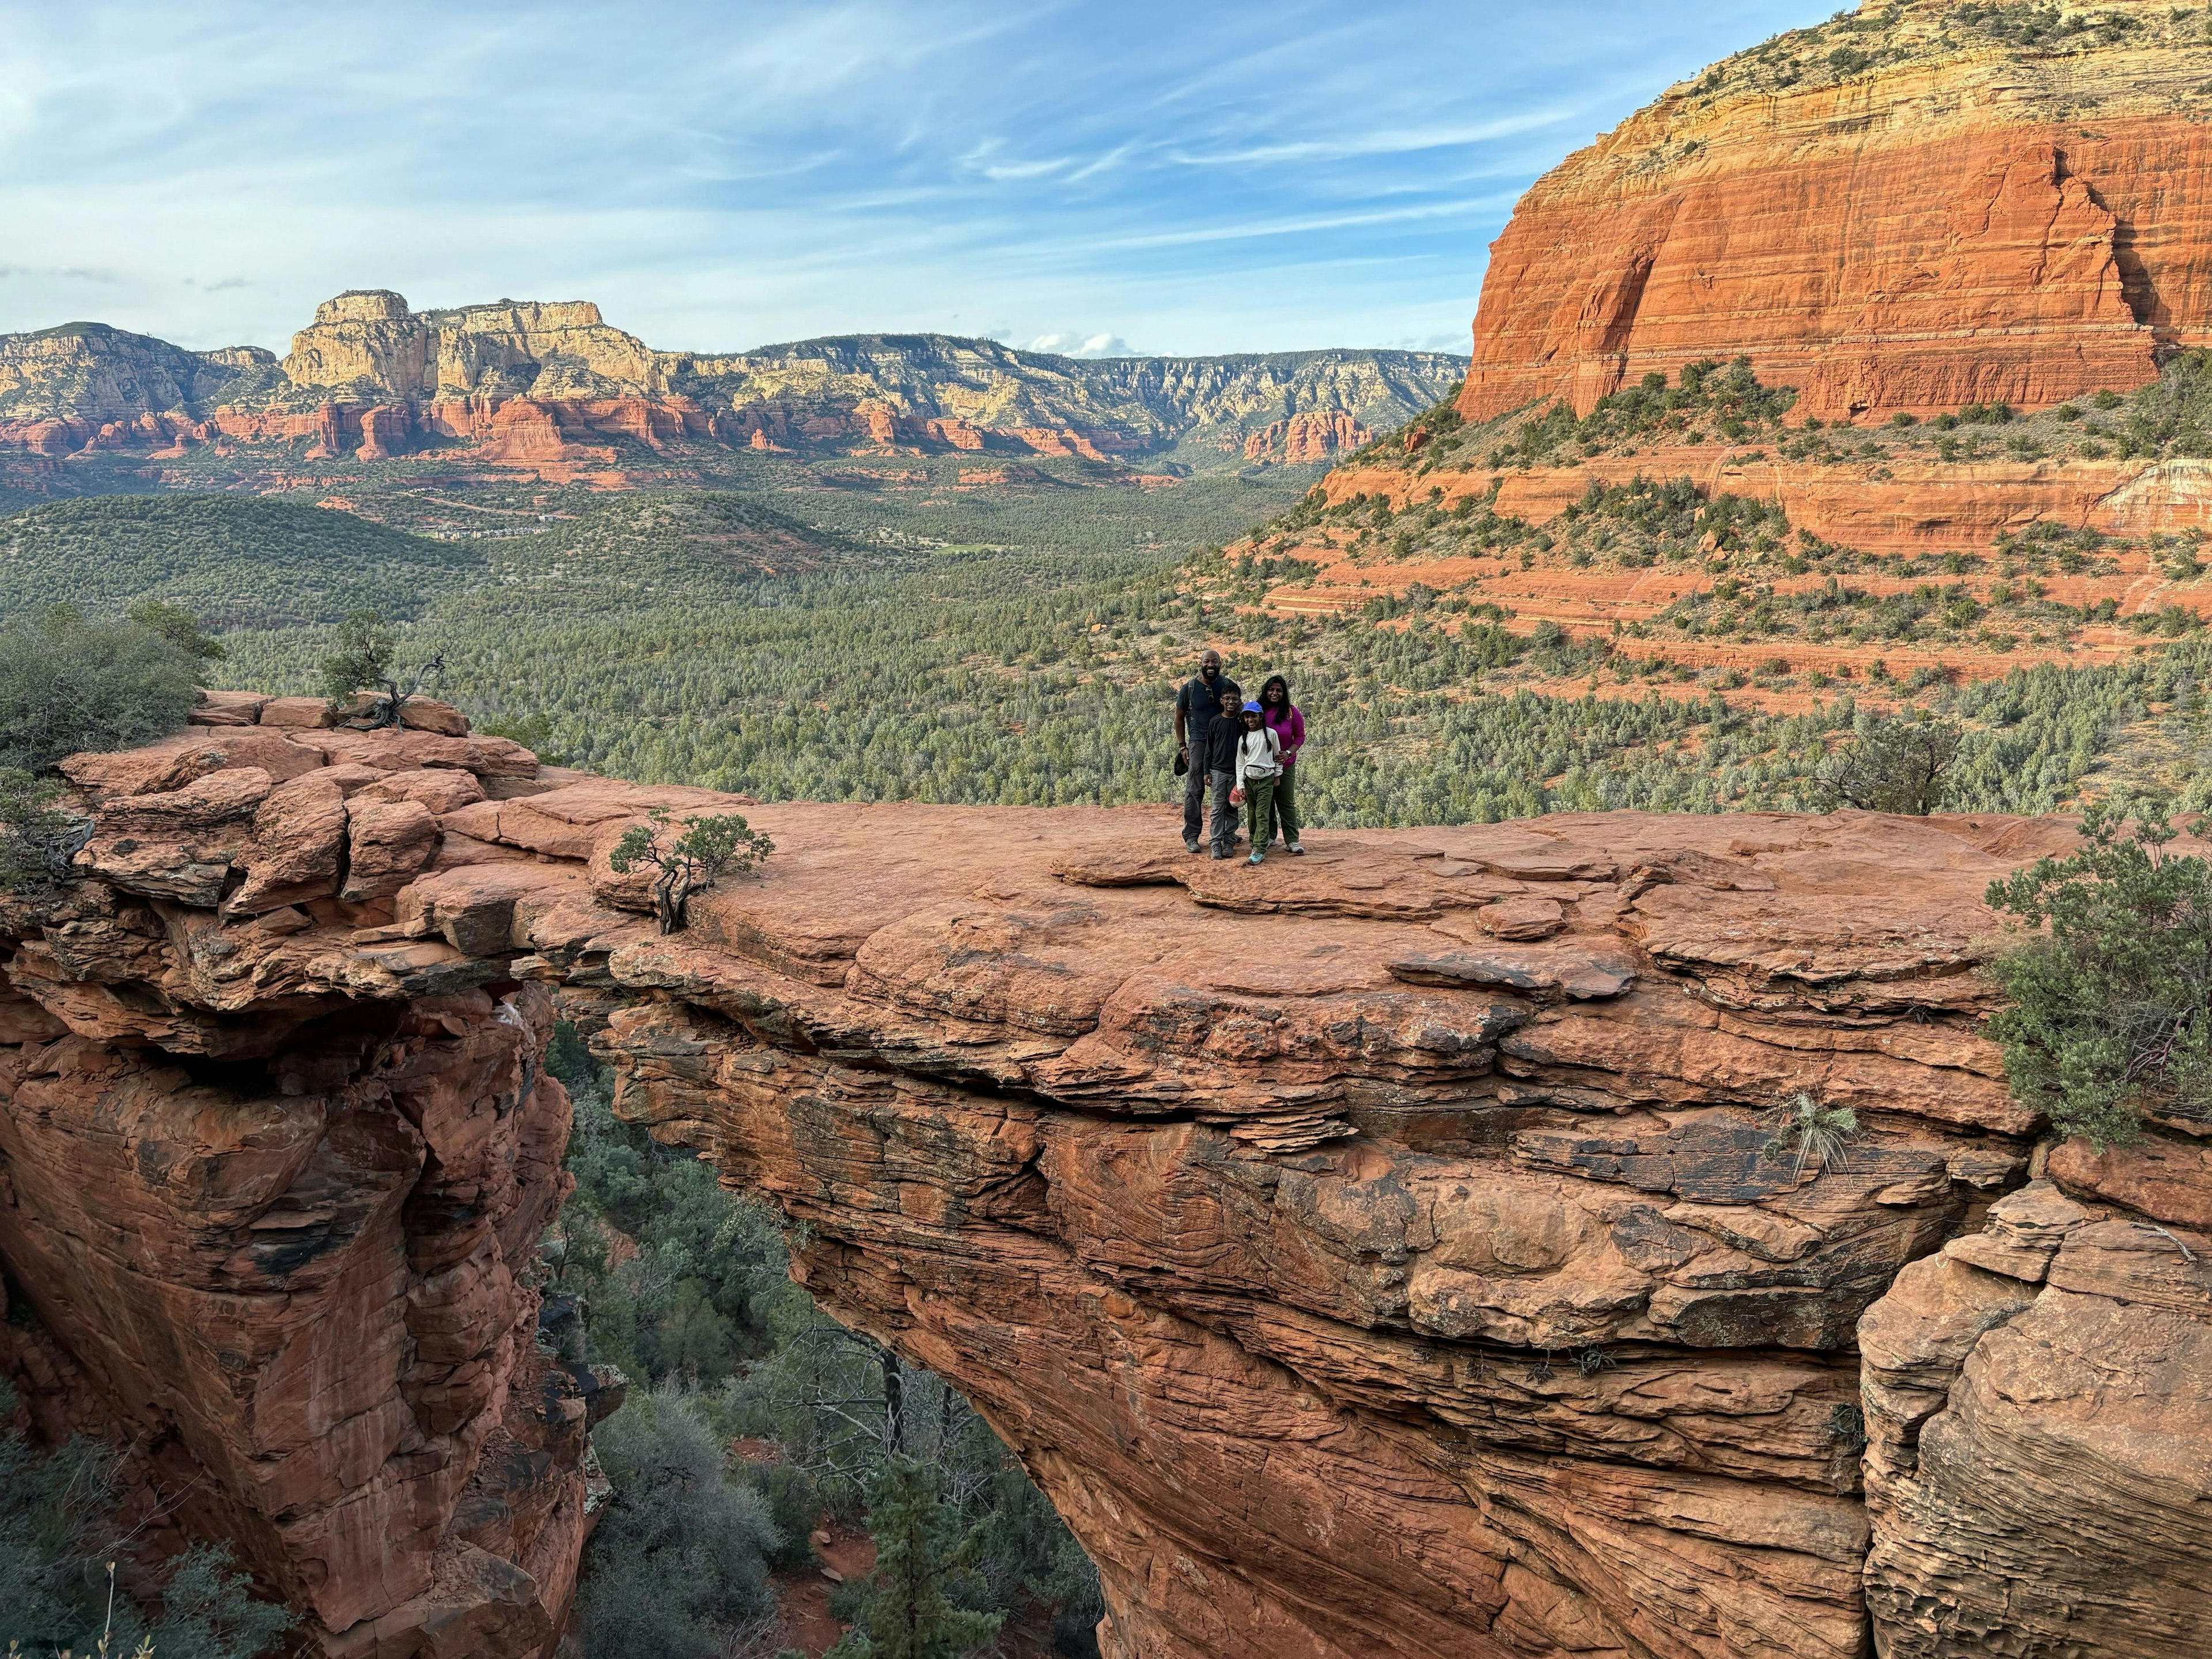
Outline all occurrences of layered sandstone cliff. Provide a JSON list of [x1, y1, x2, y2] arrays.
[[281, 291, 668, 402], [0, 292, 1457, 469], [0, 718, 620, 1659], [1462, 0, 2212, 423], [0, 323, 275, 425], [1246, 410, 1370, 465], [5, 712, 2208, 1657]]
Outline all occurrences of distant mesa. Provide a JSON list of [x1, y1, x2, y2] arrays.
[[1461, 0, 2212, 424], [0, 287, 1463, 473], [281, 290, 665, 403]]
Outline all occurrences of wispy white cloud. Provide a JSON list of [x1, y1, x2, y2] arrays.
[[961, 141, 1075, 181], [1026, 330, 1135, 357], [1087, 195, 1521, 253], [0, 0, 1839, 354], [1064, 143, 1138, 184], [1165, 109, 1581, 169], [0, 263, 124, 283]]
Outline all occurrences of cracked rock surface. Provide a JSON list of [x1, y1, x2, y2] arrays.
[[5, 714, 2209, 1657]]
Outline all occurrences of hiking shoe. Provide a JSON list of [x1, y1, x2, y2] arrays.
[[1211, 848, 1232, 859], [1247, 851, 1264, 866], [1288, 842, 1305, 856], [1184, 839, 1202, 854]]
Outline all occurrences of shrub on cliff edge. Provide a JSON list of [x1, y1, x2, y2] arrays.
[[0, 770, 89, 898], [1986, 807, 2212, 1145], [0, 605, 198, 773], [1815, 710, 1961, 816], [317, 607, 448, 729], [607, 806, 774, 933]]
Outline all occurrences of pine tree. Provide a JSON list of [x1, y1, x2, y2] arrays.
[[829, 1457, 1003, 1659]]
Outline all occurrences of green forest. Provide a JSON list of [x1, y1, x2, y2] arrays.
[[11, 433, 2212, 1654], [6, 476, 2212, 822], [544, 1025, 1104, 1658]]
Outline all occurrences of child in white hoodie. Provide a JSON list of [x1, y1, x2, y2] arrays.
[[1228, 700, 1283, 866]]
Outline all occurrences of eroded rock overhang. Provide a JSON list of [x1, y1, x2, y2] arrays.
[[4, 716, 2209, 1659]]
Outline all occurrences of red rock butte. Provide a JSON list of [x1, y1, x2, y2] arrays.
[[1461, 0, 2212, 424], [3, 699, 2209, 1657], [0, 293, 1457, 476]]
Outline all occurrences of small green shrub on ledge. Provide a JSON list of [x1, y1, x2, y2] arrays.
[[1986, 807, 2212, 1146], [607, 806, 774, 934], [1762, 1092, 1859, 1180], [0, 605, 199, 773]]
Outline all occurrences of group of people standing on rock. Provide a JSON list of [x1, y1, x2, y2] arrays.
[[1173, 648, 1305, 865]]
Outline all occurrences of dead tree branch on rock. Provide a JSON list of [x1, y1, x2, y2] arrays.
[[0, 767, 92, 899], [319, 607, 447, 730]]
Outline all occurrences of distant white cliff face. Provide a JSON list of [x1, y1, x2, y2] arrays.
[[0, 287, 1465, 459]]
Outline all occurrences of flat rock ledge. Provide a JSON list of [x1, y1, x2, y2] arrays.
[[3, 724, 2208, 1658]]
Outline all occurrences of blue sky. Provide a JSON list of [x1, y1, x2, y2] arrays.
[[0, 1, 1835, 358]]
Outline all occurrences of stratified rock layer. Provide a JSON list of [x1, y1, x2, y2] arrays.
[[1858, 1140, 2212, 1659], [6, 718, 2210, 1657], [1461, 1, 2212, 422], [0, 719, 613, 1659], [0, 290, 1458, 469]]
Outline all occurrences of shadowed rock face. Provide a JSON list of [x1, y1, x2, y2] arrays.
[[4, 713, 2209, 1657]]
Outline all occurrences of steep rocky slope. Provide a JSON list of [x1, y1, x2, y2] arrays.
[[5, 709, 2207, 1657], [0, 323, 275, 422], [0, 289, 1460, 470], [0, 718, 621, 1659], [1462, 0, 2212, 424]]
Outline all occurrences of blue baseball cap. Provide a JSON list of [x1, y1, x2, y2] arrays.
[[1242, 700, 1263, 713]]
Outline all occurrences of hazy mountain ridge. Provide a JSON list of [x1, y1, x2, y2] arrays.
[[0, 289, 1463, 465], [673, 332, 1464, 446]]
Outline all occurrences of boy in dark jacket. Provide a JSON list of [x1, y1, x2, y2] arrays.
[[1203, 688, 1244, 858]]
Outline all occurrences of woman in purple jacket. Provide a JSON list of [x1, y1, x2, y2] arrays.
[[1257, 675, 1305, 855]]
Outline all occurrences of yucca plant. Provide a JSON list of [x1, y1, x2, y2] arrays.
[[1762, 1092, 1859, 1180]]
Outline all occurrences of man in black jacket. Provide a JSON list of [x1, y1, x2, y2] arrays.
[[1173, 649, 1240, 853]]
